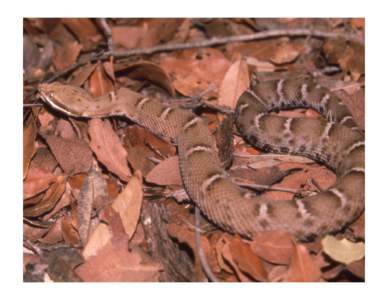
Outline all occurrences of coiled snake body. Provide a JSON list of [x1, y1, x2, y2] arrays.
[[38, 76, 364, 240]]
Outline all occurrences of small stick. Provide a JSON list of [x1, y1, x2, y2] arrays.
[[37, 28, 363, 84], [97, 18, 113, 52], [195, 206, 219, 282], [236, 181, 300, 194]]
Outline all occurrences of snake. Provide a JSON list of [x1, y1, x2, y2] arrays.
[[37, 75, 364, 240]]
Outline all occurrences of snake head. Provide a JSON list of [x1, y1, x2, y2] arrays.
[[38, 82, 95, 117]]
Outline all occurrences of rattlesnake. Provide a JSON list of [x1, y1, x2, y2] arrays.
[[38, 75, 364, 240]]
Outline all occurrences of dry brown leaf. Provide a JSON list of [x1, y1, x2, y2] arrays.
[[117, 61, 175, 96], [44, 134, 93, 174], [227, 237, 268, 282], [346, 258, 364, 279], [55, 119, 76, 139], [166, 222, 214, 280], [111, 173, 143, 241], [160, 48, 230, 98], [249, 230, 294, 264], [321, 236, 365, 265], [69, 63, 98, 86], [61, 214, 80, 246], [23, 114, 37, 179], [146, 156, 182, 186], [88, 119, 131, 181], [52, 40, 82, 71], [23, 167, 57, 199], [24, 176, 66, 217], [76, 241, 161, 282], [287, 243, 322, 282], [218, 57, 250, 108], [270, 42, 300, 65], [61, 18, 101, 50], [246, 57, 276, 73], [89, 62, 114, 97], [112, 25, 144, 49]]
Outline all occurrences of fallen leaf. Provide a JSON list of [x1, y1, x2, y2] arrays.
[[61, 214, 80, 246], [23, 114, 37, 178], [116, 61, 175, 96], [61, 18, 100, 50], [287, 243, 322, 282], [111, 174, 143, 241], [24, 176, 66, 217], [82, 223, 113, 259], [346, 258, 364, 279], [249, 230, 295, 264], [76, 240, 161, 282], [218, 57, 250, 108], [44, 134, 93, 174], [89, 62, 114, 97], [88, 119, 131, 181], [321, 235, 365, 265], [246, 56, 276, 73], [23, 167, 57, 199], [160, 48, 230, 98], [227, 237, 268, 281], [146, 156, 182, 186], [52, 40, 82, 71], [270, 42, 300, 65]]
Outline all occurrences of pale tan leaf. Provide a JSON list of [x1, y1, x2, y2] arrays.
[[246, 57, 276, 73], [218, 57, 250, 108], [321, 235, 365, 265], [145, 156, 182, 186], [88, 119, 131, 181], [76, 241, 161, 282], [83, 223, 113, 259], [111, 173, 143, 240]]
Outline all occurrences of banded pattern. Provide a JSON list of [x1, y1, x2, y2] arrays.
[[38, 76, 364, 240]]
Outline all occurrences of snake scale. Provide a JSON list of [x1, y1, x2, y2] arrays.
[[38, 75, 364, 240]]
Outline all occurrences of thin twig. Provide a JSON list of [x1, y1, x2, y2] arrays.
[[38, 28, 363, 84], [195, 206, 219, 282], [97, 18, 113, 52], [235, 181, 300, 194], [111, 28, 363, 59]]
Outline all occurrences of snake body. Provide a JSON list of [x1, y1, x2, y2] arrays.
[[38, 76, 364, 240]]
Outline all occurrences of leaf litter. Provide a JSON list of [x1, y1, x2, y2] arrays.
[[23, 18, 364, 282]]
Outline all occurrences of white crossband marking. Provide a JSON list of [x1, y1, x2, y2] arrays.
[[277, 79, 285, 101], [237, 103, 249, 115], [183, 117, 201, 131], [254, 113, 265, 129], [320, 93, 331, 110], [185, 145, 213, 159], [329, 188, 348, 208], [201, 173, 225, 195], [296, 199, 312, 219], [136, 97, 151, 109], [160, 107, 173, 120], [344, 141, 365, 156], [340, 115, 353, 125], [301, 83, 309, 101]]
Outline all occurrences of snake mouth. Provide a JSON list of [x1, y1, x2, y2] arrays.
[[38, 91, 84, 117]]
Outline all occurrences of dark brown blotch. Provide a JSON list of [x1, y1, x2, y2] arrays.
[[258, 218, 270, 229], [303, 218, 315, 227]]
